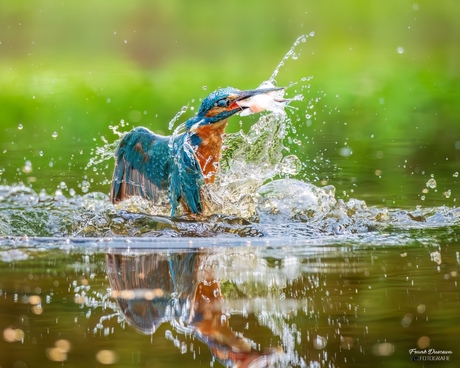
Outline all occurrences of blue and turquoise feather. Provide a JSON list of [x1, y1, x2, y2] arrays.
[[111, 127, 172, 203], [111, 127, 203, 215]]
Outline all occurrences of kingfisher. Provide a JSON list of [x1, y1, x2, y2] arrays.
[[110, 86, 283, 216]]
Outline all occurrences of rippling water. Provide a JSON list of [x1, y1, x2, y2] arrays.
[[1, 233, 459, 367]]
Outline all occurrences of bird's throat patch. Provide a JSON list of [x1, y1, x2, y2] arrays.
[[192, 120, 228, 183]]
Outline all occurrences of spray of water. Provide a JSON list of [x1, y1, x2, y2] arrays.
[[3, 32, 457, 239], [269, 33, 313, 83], [199, 35, 312, 218], [84, 34, 313, 218], [168, 105, 189, 131]]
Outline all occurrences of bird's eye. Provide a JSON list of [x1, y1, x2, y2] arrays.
[[215, 98, 230, 108]]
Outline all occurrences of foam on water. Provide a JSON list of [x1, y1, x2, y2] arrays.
[[0, 182, 459, 242]]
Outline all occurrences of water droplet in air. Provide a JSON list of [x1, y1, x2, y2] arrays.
[[426, 178, 436, 189], [443, 189, 451, 199], [52, 132, 58, 139], [80, 180, 90, 193], [168, 105, 188, 130], [18, 124, 23, 130], [309, 31, 315, 37], [339, 147, 352, 157], [313, 335, 327, 349], [397, 46, 404, 54], [165, 330, 173, 340], [280, 155, 302, 175], [39, 151, 43, 157], [22, 161, 32, 174], [202, 86, 207, 90], [453, 172, 459, 177]]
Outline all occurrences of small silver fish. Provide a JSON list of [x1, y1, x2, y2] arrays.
[[237, 81, 288, 116]]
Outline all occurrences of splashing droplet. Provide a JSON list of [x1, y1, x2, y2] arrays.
[[52, 132, 58, 139], [22, 161, 33, 174], [313, 335, 327, 349], [18, 124, 23, 130], [426, 178, 437, 189], [339, 146, 352, 157], [168, 105, 189, 131], [269, 34, 310, 83], [80, 180, 90, 193], [280, 155, 302, 175]]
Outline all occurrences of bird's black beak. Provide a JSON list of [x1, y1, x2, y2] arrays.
[[235, 87, 285, 103]]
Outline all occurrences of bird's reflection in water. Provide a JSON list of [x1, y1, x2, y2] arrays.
[[106, 251, 276, 367]]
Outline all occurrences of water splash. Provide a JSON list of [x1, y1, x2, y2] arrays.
[[85, 137, 121, 188], [204, 110, 292, 218], [83, 35, 311, 218], [168, 105, 189, 131], [1, 34, 459, 240], [269, 33, 313, 83]]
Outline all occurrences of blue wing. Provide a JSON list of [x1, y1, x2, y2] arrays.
[[110, 127, 172, 205], [170, 135, 204, 215], [110, 127, 204, 216]]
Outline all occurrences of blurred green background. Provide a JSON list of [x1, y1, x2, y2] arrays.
[[1, 0, 459, 208]]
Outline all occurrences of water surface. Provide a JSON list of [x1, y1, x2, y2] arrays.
[[1, 231, 459, 367]]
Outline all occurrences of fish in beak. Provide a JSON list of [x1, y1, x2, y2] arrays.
[[234, 82, 287, 116]]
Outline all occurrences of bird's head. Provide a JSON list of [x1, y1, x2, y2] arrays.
[[186, 86, 284, 129]]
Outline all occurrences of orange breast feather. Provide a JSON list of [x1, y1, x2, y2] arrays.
[[193, 121, 227, 183]]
